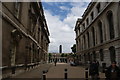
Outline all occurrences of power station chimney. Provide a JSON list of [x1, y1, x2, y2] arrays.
[[59, 45, 62, 53]]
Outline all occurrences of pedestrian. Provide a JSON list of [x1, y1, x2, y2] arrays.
[[96, 60, 99, 68], [54, 58, 57, 66], [89, 60, 99, 80], [105, 61, 120, 80]]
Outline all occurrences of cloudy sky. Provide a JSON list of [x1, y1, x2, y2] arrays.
[[42, 2, 90, 53]]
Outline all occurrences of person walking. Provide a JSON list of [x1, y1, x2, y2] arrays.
[[54, 58, 57, 66], [89, 60, 99, 80], [105, 61, 120, 80]]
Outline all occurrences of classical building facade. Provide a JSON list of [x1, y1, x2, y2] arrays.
[[48, 53, 69, 63], [75, 2, 120, 67], [1, 2, 50, 78]]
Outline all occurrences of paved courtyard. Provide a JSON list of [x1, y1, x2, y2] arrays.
[[46, 63, 105, 79], [10, 62, 105, 79]]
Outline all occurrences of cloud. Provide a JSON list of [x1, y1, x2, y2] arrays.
[[43, 2, 89, 53], [64, 2, 88, 29], [59, 6, 70, 11], [50, 37, 56, 43]]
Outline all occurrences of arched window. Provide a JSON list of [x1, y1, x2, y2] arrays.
[[87, 32, 90, 48], [14, 2, 21, 18], [83, 35, 86, 49], [109, 46, 116, 63], [92, 27, 95, 46], [98, 21, 103, 43], [99, 49, 104, 61], [107, 11, 115, 39], [96, 3, 100, 13]]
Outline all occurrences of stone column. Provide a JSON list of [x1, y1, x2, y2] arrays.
[[113, 7, 119, 38], [95, 24, 100, 45], [94, 26, 97, 46], [104, 15, 110, 41], [115, 44, 120, 65], [102, 19, 106, 42], [96, 51, 100, 61]]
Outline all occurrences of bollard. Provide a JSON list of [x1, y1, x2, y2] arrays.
[[12, 66, 16, 74], [64, 68, 68, 80], [85, 67, 88, 80], [43, 71, 46, 80]]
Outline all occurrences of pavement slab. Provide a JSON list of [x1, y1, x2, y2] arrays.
[[6, 63, 105, 80]]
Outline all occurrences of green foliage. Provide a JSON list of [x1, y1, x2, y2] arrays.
[[61, 53, 65, 57], [48, 53, 52, 57], [64, 54, 68, 57], [71, 44, 76, 53], [61, 53, 68, 57]]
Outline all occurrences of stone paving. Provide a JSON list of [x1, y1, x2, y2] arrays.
[[8, 62, 105, 79], [11, 63, 52, 78], [46, 63, 105, 79]]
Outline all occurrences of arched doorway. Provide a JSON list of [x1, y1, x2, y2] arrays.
[[10, 29, 22, 66], [99, 49, 104, 61], [109, 46, 116, 63]]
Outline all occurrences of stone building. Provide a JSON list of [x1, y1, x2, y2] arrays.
[[48, 53, 68, 63], [1, 2, 50, 78], [74, 2, 120, 67]]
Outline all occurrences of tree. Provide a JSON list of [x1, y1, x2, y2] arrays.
[[64, 54, 68, 57], [48, 53, 52, 57], [48, 53, 52, 62], [71, 44, 76, 53], [61, 53, 65, 57]]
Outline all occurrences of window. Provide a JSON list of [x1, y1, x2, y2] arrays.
[[83, 23, 85, 30], [107, 11, 115, 39], [92, 27, 95, 46], [98, 21, 103, 43], [87, 32, 90, 48], [91, 12, 94, 20], [96, 3, 100, 13], [83, 35, 86, 49], [86, 18, 89, 26], [99, 49, 104, 61], [14, 2, 21, 18], [109, 46, 116, 63]]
